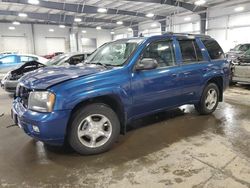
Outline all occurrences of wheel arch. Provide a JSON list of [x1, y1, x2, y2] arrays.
[[66, 94, 127, 139], [206, 76, 224, 101]]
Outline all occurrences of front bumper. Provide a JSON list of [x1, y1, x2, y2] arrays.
[[12, 97, 71, 145], [232, 76, 250, 84], [3, 80, 18, 93]]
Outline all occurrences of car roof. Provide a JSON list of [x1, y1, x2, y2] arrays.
[[0, 53, 44, 58], [16, 54, 43, 57], [114, 33, 212, 43], [64, 52, 88, 55]]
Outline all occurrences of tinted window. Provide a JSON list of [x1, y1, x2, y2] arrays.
[[202, 39, 224, 60], [179, 40, 203, 64], [0, 56, 15, 64], [69, 55, 85, 65], [142, 40, 175, 67], [233, 44, 250, 52]]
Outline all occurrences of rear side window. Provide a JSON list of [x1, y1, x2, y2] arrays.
[[0, 56, 15, 64], [202, 39, 225, 60], [178, 40, 203, 64]]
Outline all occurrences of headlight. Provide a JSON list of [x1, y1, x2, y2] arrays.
[[2, 71, 11, 81], [28, 91, 55, 112]]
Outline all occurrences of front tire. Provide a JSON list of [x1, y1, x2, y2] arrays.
[[195, 83, 219, 115], [68, 103, 120, 155]]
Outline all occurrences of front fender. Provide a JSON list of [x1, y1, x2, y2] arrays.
[[62, 86, 130, 111], [50, 68, 131, 111]]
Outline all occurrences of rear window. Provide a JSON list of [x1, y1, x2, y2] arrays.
[[178, 40, 203, 64], [202, 39, 225, 60]]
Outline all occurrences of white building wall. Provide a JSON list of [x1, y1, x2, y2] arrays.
[[113, 28, 133, 40], [33, 24, 70, 56], [0, 23, 34, 54], [0, 23, 112, 56], [77, 27, 112, 53], [207, 2, 250, 52]]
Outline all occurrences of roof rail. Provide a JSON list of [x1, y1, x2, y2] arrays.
[[163, 32, 211, 38]]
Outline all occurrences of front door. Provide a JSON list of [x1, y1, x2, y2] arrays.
[[130, 39, 183, 117]]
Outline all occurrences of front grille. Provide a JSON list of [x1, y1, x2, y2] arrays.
[[17, 85, 31, 108]]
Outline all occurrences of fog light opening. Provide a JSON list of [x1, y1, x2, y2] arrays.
[[32, 125, 40, 133]]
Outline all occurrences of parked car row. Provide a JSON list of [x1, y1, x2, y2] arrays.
[[10, 33, 230, 155], [227, 43, 250, 84], [1, 52, 90, 92], [0, 54, 48, 80]]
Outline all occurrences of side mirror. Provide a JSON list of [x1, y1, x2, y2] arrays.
[[0, 61, 2, 64], [136, 58, 158, 71]]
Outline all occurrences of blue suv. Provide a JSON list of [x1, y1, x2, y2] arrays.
[[12, 33, 230, 155]]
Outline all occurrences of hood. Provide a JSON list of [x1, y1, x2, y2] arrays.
[[19, 64, 105, 89], [227, 51, 244, 60], [227, 51, 244, 56], [11, 61, 45, 78]]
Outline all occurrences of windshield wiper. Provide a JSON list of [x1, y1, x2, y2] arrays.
[[86, 62, 116, 68]]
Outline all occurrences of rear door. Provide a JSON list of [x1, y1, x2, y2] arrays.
[[177, 38, 209, 103], [201, 39, 228, 88]]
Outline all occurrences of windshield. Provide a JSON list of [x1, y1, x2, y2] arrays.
[[243, 48, 250, 56], [85, 39, 143, 66], [45, 54, 69, 66], [232, 44, 250, 52]]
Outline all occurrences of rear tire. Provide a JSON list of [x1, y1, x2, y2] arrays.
[[68, 103, 120, 155], [195, 83, 219, 115]]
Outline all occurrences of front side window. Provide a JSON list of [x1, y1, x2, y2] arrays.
[[179, 40, 203, 64], [45, 54, 69, 66], [29, 56, 38, 61], [142, 40, 175, 67], [20, 56, 38, 63], [20, 56, 30, 62], [235, 44, 250, 52], [202, 39, 225, 60], [86, 39, 143, 66], [69, 55, 85, 65]]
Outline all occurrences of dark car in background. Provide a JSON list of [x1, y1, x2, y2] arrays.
[[227, 43, 250, 61], [230, 48, 250, 84], [237, 48, 250, 63], [1, 52, 89, 92]]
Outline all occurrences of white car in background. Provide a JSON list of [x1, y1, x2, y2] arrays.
[[1, 52, 89, 92], [0, 54, 48, 80]]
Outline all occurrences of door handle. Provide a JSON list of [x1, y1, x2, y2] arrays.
[[184, 72, 191, 75], [202, 68, 209, 72], [171, 73, 177, 77]]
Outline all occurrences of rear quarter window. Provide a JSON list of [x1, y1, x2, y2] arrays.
[[202, 39, 225, 60], [178, 40, 203, 64]]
